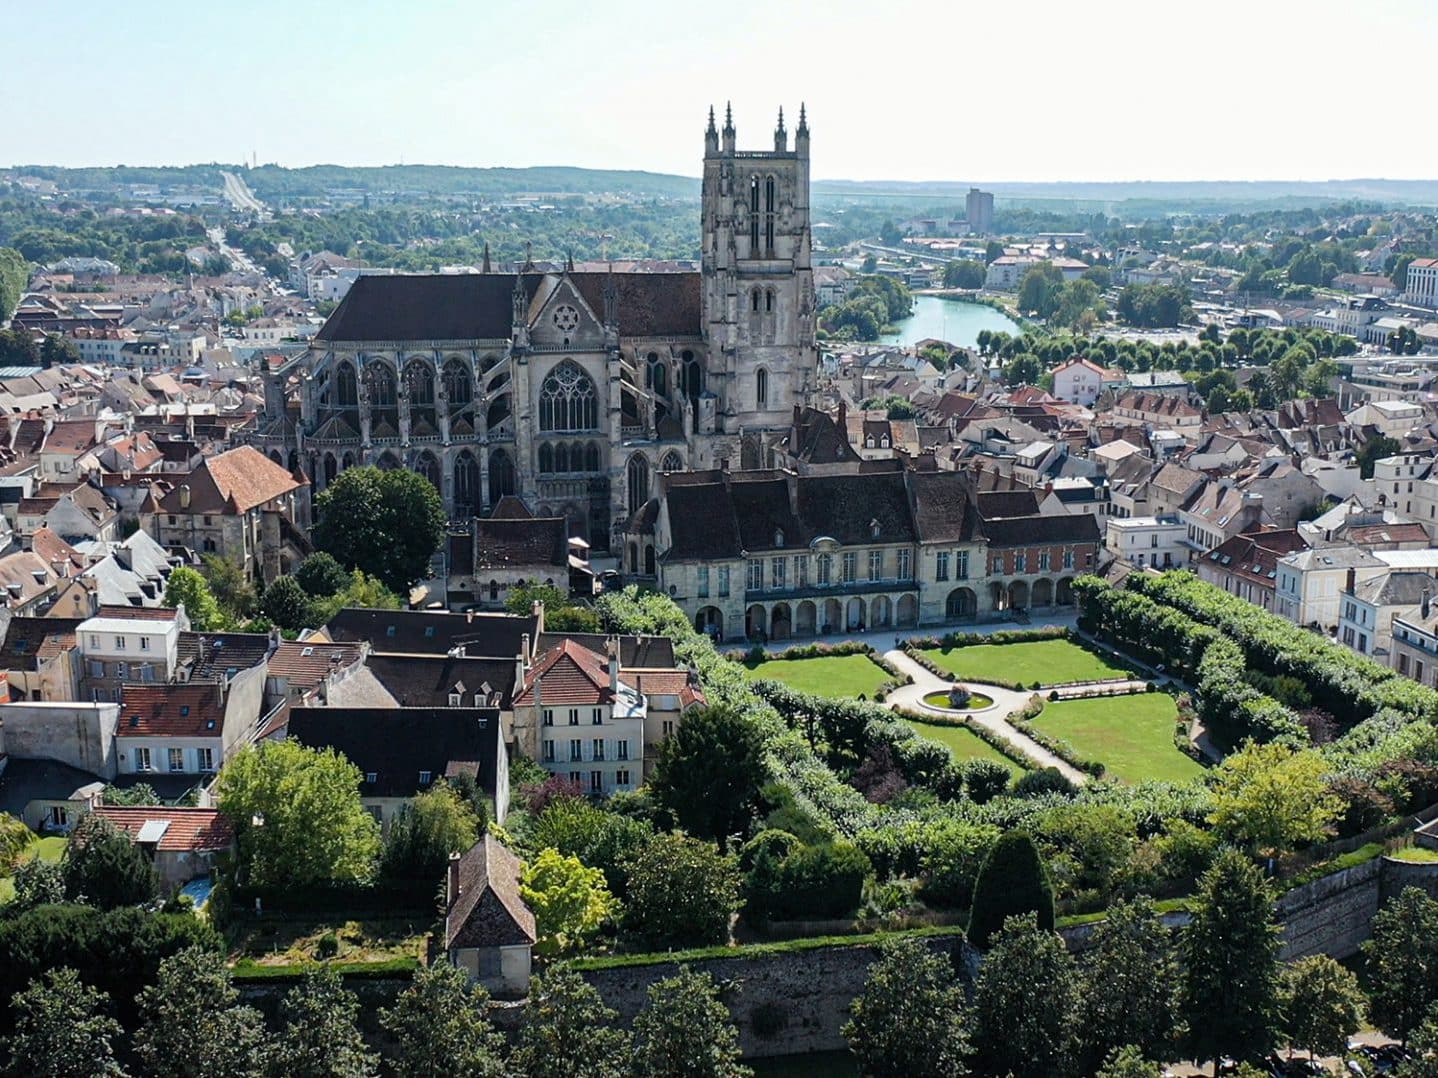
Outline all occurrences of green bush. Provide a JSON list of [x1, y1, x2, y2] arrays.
[[967, 831, 1056, 948], [316, 932, 340, 959]]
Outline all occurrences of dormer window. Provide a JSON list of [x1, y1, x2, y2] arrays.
[[365, 771, 377, 784], [870, 519, 881, 539], [448, 691, 462, 706], [301, 646, 314, 657], [179, 705, 190, 716], [418, 770, 432, 786], [774, 527, 784, 547]]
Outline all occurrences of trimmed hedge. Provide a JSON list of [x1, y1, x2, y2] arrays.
[[229, 956, 421, 982], [1006, 695, 1107, 778], [967, 830, 1055, 948], [891, 705, 1035, 772]]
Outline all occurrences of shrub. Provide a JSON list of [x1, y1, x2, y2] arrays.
[[773, 842, 871, 920], [1326, 777, 1395, 836], [316, 932, 339, 959], [967, 830, 1055, 948], [1013, 767, 1078, 799], [962, 759, 1012, 804]]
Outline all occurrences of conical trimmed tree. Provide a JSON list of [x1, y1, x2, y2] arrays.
[[966, 829, 1054, 949]]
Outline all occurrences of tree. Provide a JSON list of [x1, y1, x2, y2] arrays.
[[162, 565, 228, 631], [0, 247, 28, 322], [268, 966, 377, 1078], [966, 829, 1054, 948], [215, 739, 380, 889], [649, 705, 767, 851], [1074, 897, 1178, 1072], [1365, 886, 1438, 1044], [630, 966, 750, 1078], [512, 966, 629, 1078], [1002, 352, 1041, 386], [103, 782, 161, 806], [621, 832, 742, 949], [61, 811, 158, 909], [312, 465, 447, 594], [521, 847, 616, 955], [1280, 954, 1365, 1061], [843, 936, 970, 1078], [380, 962, 507, 1077], [984, 240, 1004, 265], [1178, 849, 1281, 1071], [505, 582, 601, 632], [9, 856, 64, 911], [526, 796, 653, 897], [380, 782, 481, 881], [134, 945, 266, 1078], [2, 968, 126, 1078], [294, 551, 351, 598], [1207, 741, 1341, 855], [200, 555, 258, 619], [1358, 435, 1403, 479], [1096, 1046, 1163, 1078], [1399, 1007, 1438, 1078], [1017, 262, 1066, 318], [0, 812, 29, 871], [943, 259, 986, 289], [971, 912, 1077, 1077], [260, 575, 316, 631]]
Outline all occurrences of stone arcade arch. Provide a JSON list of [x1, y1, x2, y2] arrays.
[[946, 587, 978, 620], [845, 596, 866, 632], [770, 603, 793, 641], [695, 606, 724, 638], [1032, 578, 1054, 607], [1008, 580, 1029, 611], [870, 595, 892, 628], [896, 593, 918, 627], [795, 600, 817, 636], [822, 598, 843, 635], [746, 604, 767, 640], [1057, 577, 1076, 605]]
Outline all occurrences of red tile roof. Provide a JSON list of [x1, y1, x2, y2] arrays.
[[512, 638, 616, 706], [117, 683, 225, 737], [155, 446, 302, 515], [267, 639, 364, 690], [95, 806, 234, 852]]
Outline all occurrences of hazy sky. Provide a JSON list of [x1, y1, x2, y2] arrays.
[[5, 0, 1434, 182]]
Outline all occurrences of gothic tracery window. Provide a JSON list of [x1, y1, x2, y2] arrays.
[[539, 360, 598, 432], [756, 367, 769, 410]]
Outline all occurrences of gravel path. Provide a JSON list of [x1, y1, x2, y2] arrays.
[[880, 649, 1090, 786]]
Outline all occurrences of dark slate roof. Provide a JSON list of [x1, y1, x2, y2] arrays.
[[0, 616, 82, 672], [362, 654, 517, 708], [664, 480, 742, 560], [473, 516, 568, 571], [536, 632, 675, 669], [314, 271, 701, 344], [315, 274, 537, 342], [177, 631, 272, 682], [445, 836, 536, 950], [0, 758, 103, 819], [788, 407, 861, 465], [326, 608, 538, 658], [731, 477, 805, 552], [980, 512, 1101, 547], [976, 490, 1041, 519], [798, 473, 916, 545], [906, 471, 979, 543], [287, 706, 502, 799]]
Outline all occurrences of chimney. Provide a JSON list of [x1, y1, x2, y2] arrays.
[[606, 636, 620, 694], [466, 610, 473, 624], [1346, 567, 1357, 596], [837, 401, 848, 442], [178, 484, 190, 509], [1424, 588, 1432, 621], [446, 851, 462, 908]]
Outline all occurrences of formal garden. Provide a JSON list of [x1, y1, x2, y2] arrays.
[[739, 644, 900, 701], [1027, 693, 1206, 785], [912, 634, 1135, 688]]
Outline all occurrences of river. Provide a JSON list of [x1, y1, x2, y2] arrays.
[[879, 294, 1020, 349]]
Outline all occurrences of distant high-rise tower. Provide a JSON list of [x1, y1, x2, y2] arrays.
[[966, 187, 995, 235], [701, 103, 816, 450]]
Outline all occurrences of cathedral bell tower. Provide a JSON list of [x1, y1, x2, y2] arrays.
[[700, 103, 816, 437]]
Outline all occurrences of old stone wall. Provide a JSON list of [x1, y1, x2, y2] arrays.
[[1276, 857, 1383, 961]]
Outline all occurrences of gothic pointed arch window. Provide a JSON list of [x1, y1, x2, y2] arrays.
[[538, 443, 554, 474], [539, 360, 598, 432], [627, 453, 650, 515], [489, 448, 516, 499], [442, 358, 473, 408], [554, 442, 571, 473], [764, 175, 777, 254], [454, 450, 479, 513], [336, 361, 358, 409], [756, 367, 769, 410], [765, 288, 775, 313], [646, 352, 667, 397], [749, 175, 761, 257], [584, 442, 601, 472], [660, 450, 683, 474], [413, 451, 440, 489]]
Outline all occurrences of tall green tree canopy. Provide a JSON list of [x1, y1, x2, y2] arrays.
[[1364, 886, 1438, 1044], [512, 966, 629, 1078], [1074, 896, 1178, 1072], [2, 969, 125, 1078], [649, 705, 768, 850], [215, 739, 380, 888], [1178, 849, 1282, 1068], [268, 966, 377, 1078], [162, 565, 227, 631], [61, 812, 159, 909], [133, 945, 267, 1078], [380, 962, 508, 1078], [967, 829, 1054, 949], [313, 465, 447, 594], [621, 832, 741, 949], [630, 967, 750, 1078], [843, 936, 970, 1078], [1280, 954, 1366, 1060], [971, 911, 1077, 1076]]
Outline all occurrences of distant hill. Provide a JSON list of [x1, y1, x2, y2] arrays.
[[9, 164, 1438, 212]]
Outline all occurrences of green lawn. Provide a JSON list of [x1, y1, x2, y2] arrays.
[[1029, 694, 1205, 785], [901, 719, 1027, 774], [920, 639, 1133, 686], [743, 654, 892, 699], [0, 836, 67, 904]]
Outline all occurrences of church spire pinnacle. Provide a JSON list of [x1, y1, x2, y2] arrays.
[[481, 241, 491, 274], [798, 102, 808, 134], [707, 105, 716, 134], [723, 101, 734, 134], [565, 249, 575, 273], [775, 105, 788, 151]]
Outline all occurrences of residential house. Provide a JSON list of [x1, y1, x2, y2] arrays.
[[1339, 571, 1434, 661], [443, 837, 535, 996], [114, 679, 268, 793], [1196, 528, 1308, 614], [1104, 515, 1186, 571], [143, 446, 308, 582], [451, 509, 570, 611], [286, 706, 508, 827], [1275, 545, 1386, 631], [76, 607, 189, 703], [1051, 357, 1123, 406], [94, 806, 234, 892], [0, 616, 82, 702]]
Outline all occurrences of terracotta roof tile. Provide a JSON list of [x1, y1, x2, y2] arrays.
[[118, 683, 225, 737], [95, 806, 234, 853]]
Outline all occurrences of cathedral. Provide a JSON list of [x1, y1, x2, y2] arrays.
[[255, 106, 818, 554]]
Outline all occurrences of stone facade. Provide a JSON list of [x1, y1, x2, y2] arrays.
[[252, 108, 818, 554]]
